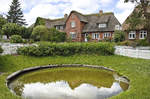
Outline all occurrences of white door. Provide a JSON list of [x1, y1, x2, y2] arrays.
[[85, 34, 88, 42]]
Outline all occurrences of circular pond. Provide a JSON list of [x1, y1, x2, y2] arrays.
[[7, 65, 129, 99]]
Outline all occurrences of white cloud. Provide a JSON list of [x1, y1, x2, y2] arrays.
[[0, 0, 135, 26], [25, 4, 60, 25], [0, 0, 11, 14]]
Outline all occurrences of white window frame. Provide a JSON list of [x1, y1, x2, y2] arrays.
[[70, 32, 76, 39], [92, 33, 99, 39], [56, 26, 59, 30], [99, 24, 107, 28], [71, 21, 76, 28], [139, 30, 147, 39], [60, 26, 64, 30], [103, 33, 111, 38], [129, 31, 136, 39]]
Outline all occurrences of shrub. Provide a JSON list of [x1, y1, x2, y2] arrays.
[[17, 42, 115, 56], [119, 40, 131, 46], [136, 39, 150, 46], [31, 25, 49, 41], [10, 35, 23, 43], [114, 30, 125, 42], [0, 46, 3, 53]]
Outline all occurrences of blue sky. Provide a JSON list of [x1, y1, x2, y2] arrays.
[[0, 0, 136, 26]]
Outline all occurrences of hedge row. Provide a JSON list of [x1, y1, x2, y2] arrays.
[[0, 46, 3, 54], [17, 42, 115, 56]]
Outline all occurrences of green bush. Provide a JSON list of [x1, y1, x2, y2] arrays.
[[0, 46, 3, 53], [17, 42, 115, 56], [31, 25, 49, 41], [114, 30, 125, 42], [10, 35, 23, 43], [136, 39, 150, 46]]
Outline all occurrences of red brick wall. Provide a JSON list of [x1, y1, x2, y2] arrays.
[[65, 13, 85, 42]]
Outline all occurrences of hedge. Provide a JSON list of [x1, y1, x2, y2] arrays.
[[17, 42, 115, 56]]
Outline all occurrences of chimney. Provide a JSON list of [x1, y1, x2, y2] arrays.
[[99, 10, 103, 15], [64, 14, 68, 19]]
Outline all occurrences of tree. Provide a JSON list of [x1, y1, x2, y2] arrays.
[[31, 25, 49, 41], [2, 23, 21, 38], [7, 0, 26, 26], [124, 0, 150, 42], [48, 28, 66, 42], [0, 15, 7, 36], [114, 30, 125, 42]]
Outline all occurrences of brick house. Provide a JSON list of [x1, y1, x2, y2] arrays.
[[35, 10, 121, 42], [122, 6, 150, 41]]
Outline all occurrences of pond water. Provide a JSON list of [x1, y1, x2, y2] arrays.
[[8, 67, 129, 99]]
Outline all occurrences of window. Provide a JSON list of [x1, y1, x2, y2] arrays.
[[103, 33, 111, 38], [55, 25, 64, 30], [60, 26, 64, 30], [139, 30, 147, 39], [56, 26, 59, 30], [70, 32, 76, 39], [92, 33, 99, 39], [99, 24, 107, 28], [71, 21, 76, 28], [129, 31, 136, 39]]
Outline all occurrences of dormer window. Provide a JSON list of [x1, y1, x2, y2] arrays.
[[55, 25, 64, 30], [71, 21, 76, 28], [99, 24, 107, 28]]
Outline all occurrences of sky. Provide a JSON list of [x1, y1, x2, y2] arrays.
[[0, 0, 136, 26]]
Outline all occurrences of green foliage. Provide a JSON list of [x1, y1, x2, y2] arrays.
[[114, 30, 125, 42], [48, 28, 66, 42], [10, 35, 23, 43], [31, 25, 49, 41], [20, 26, 32, 39], [17, 42, 115, 56], [31, 26, 66, 42], [118, 39, 150, 47], [0, 46, 3, 53], [126, 10, 144, 31], [2, 23, 21, 38], [34, 17, 46, 27], [136, 39, 150, 46], [0, 16, 7, 36], [7, 0, 26, 26]]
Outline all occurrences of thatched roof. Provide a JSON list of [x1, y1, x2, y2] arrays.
[[45, 18, 67, 28], [69, 11, 120, 32], [122, 5, 150, 31], [35, 10, 120, 32]]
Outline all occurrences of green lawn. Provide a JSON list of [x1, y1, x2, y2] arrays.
[[0, 54, 150, 99]]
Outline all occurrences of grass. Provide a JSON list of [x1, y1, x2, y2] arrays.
[[0, 54, 150, 99]]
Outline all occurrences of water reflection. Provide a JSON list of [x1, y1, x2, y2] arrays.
[[22, 81, 123, 99]]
